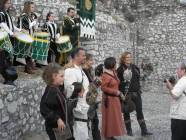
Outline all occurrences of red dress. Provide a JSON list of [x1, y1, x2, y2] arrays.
[[101, 71, 126, 138]]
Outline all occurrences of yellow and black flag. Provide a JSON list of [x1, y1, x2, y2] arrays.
[[76, 0, 96, 39]]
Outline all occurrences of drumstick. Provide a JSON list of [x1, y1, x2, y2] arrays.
[[78, 30, 80, 48]]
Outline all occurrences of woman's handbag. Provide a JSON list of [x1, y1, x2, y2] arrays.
[[53, 89, 72, 140], [86, 79, 101, 105], [87, 101, 101, 119], [53, 123, 72, 140], [121, 93, 136, 113]]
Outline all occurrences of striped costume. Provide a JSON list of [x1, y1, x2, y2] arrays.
[[0, 10, 19, 84], [17, 12, 37, 35], [0, 10, 20, 55], [15, 12, 37, 72], [42, 21, 60, 63]]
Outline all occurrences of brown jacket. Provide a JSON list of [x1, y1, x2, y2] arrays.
[[101, 72, 126, 138]]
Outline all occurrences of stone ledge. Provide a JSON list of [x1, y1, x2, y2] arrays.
[[0, 67, 46, 140]]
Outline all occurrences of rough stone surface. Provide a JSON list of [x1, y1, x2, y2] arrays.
[[0, 99, 4, 109], [9, 0, 185, 83], [0, 68, 46, 140], [7, 101, 18, 113], [10, 0, 133, 65], [1, 0, 186, 140], [93, 0, 186, 84], [135, 6, 186, 84]]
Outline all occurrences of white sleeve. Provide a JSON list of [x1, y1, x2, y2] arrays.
[[172, 78, 186, 97], [14, 25, 21, 32], [0, 22, 13, 36], [56, 33, 60, 39], [73, 102, 89, 115], [29, 20, 37, 29], [64, 69, 77, 98]]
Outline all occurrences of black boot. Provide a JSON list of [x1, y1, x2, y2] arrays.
[[111, 137, 117, 140], [125, 121, 133, 136], [2, 66, 18, 86], [138, 120, 153, 136]]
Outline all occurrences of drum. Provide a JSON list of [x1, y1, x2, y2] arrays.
[[33, 32, 50, 40], [0, 30, 13, 54], [14, 32, 33, 58], [32, 38, 49, 65], [56, 36, 72, 53]]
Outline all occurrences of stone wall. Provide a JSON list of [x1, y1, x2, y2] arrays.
[[11, 0, 133, 64], [11, 0, 72, 24], [9, 0, 186, 81], [98, 0, 186, 84], [134, 1, 186, 83], [0, 1, 133, 140], [2, 0, 186, 139], [81, 11, 133, 64], [0, 76, 46, 140]]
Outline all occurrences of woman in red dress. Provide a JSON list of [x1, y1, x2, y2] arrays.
[[101, 57, 126, 140]]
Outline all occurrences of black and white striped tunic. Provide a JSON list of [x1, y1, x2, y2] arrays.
[[17, 13, 37, 35], [43, 21, 59, 42], [0, 10, 14, 33]]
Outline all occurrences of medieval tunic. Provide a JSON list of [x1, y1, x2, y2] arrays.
[[43, 21, 59, 41], [40, 85, 66, 128], [117, 64, 145, 121], [64, 64, 90, 140], [101, 72, 126, 138], [40, 85, 66, 140], [0, 10, 20, 77], [0, 10, 21, 48], [42, 21, 60, 63], [0, 10, 21, 35], [17, 12, 37, 35], [62, 15, 80, 48], [16, 13, 38, 64]]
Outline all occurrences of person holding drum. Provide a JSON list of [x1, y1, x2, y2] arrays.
[[59, 7, 80, 65], [42, 12, 60, 63], [0, 0, 21, 85], [63, 7, 80, 49], [16, 1, 38, 74], [0, 0, 21, 37], [18, 1, 38, 35]]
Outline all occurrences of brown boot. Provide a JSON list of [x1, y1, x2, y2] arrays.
[[24, 62, 34, 74], [31, 60, 38, 70], [125, 121, 133, 136]]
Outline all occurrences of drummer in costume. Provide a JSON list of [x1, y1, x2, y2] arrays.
[[17, 1, 38, 74], [0, 0, 20, 85], [60, 7, 80, 65], [63, 7, 80, 49], [42, 12, 60, 63]]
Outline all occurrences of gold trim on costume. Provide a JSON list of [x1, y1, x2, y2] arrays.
[[33, 38, 49, 43]]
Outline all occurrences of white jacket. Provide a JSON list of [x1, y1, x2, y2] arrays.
[[170, 76, 186, 120]]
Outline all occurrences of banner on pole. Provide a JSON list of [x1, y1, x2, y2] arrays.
[[76, 0, 96, 39]]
